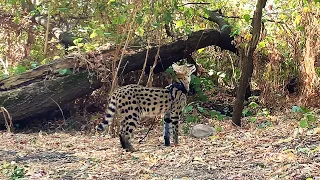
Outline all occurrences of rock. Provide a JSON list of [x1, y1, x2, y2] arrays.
[[191, 124, 215, 138]]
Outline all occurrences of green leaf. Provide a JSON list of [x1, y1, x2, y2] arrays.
[[131, 156, 138, 160], [186, 116, 196, 123], [300, 106, 311, 113], [151, 22, 160, 28], [197, 48, 205, 53], [210, 110, 219, 118], [163, 11, 173, 24], [257, 41, 267, 49], [13, 16, 19, 24], [59, 68, 73, 75], [257, 122, 271, 129], [113, 15, 126, 24], [58, 7, 69, 12], [15, 65, 27, 74], [242, 108, 252, 117], [248, 117, 257, 123], [30, 62, 39, 69], [202, 8, 210, 18], [306, 114, 316, 122], [248, 102, 259, 109], [176, 20, 186, 28], [197, 106, 205, 113], [300, 119, 309, 128], [90, 31, 98, 39], [90, 29, 104, 39], [136, 27, 144, 36], [73, 38, 83, 45], [292, 105, 302, 112], [108, 0, 116, 5], [215, 126, 223, 132], [230, 28, 240, 37], [184, 105, 193, 113], [217, 114, 225, 121], [243, 14, 251, 22], [199, 94, 208, 102]]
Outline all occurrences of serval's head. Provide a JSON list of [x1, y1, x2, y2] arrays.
[[172, 63, 196, 92]]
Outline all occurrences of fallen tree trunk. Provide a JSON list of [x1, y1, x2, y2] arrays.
[[0, 28, 236, 124]]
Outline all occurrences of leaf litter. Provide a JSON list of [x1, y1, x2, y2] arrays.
[[0, 113, 319, 180]]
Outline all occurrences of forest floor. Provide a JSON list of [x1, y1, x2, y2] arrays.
[[0, 112, 320, 180]]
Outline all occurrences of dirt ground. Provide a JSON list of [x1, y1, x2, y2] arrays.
[[0, 116, 319, 180]]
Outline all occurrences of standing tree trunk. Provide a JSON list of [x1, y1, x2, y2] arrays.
[[300, 10, 320, 98], [232, 0, 267, 126]]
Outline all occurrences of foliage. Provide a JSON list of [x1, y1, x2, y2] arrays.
[[291, 106, 318, 128], [0, 161, 25, 180], [190, 75, 214, 102], [182, 102, 227, 134], [242, 99, 272, 128]]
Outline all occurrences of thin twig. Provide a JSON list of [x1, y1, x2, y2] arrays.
[[44, 7, 50, 56], [50, 97, 66, 124], [138, 40, 150, 85], [181, 2, 210, 6], [218, 14, 284, 24], [1, 107, 13, 133], [139, 118, 156, 144], [110, 6, 138, 91], [146, 29, 162, 87]]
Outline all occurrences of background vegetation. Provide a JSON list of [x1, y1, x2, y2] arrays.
[[0, 0, 319, 178]]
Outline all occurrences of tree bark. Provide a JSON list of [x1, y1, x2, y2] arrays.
[[232, 0, 266, 126], [300, 11, 320, 98]]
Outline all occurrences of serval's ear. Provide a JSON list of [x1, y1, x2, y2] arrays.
[[172, 63, 179, 71], [187, 64, 196, 75], [172, 63, 184, 75]]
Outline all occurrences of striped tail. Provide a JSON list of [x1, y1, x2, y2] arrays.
[[96, 95, 117, 131]]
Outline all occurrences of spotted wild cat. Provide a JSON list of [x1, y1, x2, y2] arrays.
[[97, 63, 196, 152]]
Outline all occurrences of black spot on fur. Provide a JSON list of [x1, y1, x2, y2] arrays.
[[108, 107, 116, 112], [129, 122, 136, 127], [172, 121, 178, 125], [164, 118, 172, 123]]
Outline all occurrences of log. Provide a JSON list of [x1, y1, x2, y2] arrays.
[[0, 72, 100, 122], [0, 28, 236, 124]]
